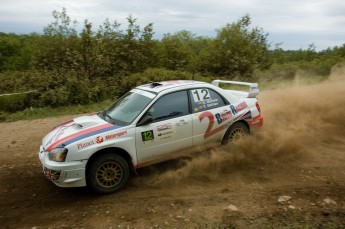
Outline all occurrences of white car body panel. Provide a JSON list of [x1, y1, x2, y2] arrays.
[[135, 114, 193, 166]]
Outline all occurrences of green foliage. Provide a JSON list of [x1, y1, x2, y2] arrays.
[[0, 33, 38, 71], [0, 94, 26, 113], [156, 31, 205, 72], [198, 15, 270, 80], [0, 70, 117, 112]]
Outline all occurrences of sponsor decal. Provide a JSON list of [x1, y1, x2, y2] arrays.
[[199, 111, 226, 139], [105, 130, 128, 140], [230, 105, 237, 115], [93, 131, 128, 145], [141, 130, 154, 141], [206, 99, 219, 107], [44, 167, 60, 181], [215, 111, 232, 124], [248, 115, 264, 127], [242, 110, 252, 120], [157, 131, 173, 140], [236, 102, 248, 112], [200, 110, 234, 139], [157, 123, 172, 131], [77, 140, 95, 149], [234, 110, 252, 122], [196, 98, 219, 110], [96, 136, 104, 144], [229, 102, 248, 115]]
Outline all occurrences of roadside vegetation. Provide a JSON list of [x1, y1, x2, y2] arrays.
[[1, 8, 344, 121]]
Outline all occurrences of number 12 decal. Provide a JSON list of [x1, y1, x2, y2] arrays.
[[141, 130, 154, 141], [192, 89, 211, 102], [199, 111, 225, 139]]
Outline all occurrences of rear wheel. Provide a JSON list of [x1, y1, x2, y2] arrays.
[[222, 122, 249, 144], [86, 153, 129, 194]]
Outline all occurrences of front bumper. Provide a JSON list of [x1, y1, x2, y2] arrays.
[[39, 146, 87, 188]]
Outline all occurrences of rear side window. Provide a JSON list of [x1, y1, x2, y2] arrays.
[[148, 90, 189, 122], [189, 88, 226, 113]]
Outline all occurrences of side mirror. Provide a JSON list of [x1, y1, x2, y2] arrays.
[[137, 113, 153, 126]]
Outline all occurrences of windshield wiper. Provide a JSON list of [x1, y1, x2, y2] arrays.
[[104, 114, 116, 124]]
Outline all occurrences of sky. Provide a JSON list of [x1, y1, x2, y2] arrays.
[[0, 0, 344, 51]]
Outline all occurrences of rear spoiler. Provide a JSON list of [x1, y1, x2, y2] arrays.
[[211, 80, 259, 98]]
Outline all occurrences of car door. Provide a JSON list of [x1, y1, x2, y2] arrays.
[[135, 90, 193, 165], [190, 88, 231, 146]]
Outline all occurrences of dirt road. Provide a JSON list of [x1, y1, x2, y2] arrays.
[[1, 70, 345, 228]]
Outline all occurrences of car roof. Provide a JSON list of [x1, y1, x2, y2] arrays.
[[135, 80, 211, 93]]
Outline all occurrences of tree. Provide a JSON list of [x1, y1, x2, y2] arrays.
[[156, 30, 200, 72], [95, 18, 123, 76], [33, 8, 78, 75], [198, 15, 270, 80], [116, 15, 155, 74]]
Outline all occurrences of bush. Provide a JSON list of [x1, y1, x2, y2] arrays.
[[0, 94, 26, 112], [0, 70, 115, 112]]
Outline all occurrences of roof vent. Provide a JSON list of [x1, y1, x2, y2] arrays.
[[149, 82, 162, 88]]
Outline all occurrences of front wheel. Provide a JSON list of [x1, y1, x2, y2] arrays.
[[86, 153, 130, 194], [222, 122, 249, 144]]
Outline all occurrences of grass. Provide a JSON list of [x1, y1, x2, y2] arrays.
[[0, 100, 113, 122]]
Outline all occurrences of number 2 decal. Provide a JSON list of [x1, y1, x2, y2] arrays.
[[192, 89, 211, 102], [199, 112, 225, 139]]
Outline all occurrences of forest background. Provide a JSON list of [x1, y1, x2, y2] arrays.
[[1, 8, 344, 120]]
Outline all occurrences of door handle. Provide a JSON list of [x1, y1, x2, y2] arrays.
[[177, 119, 188, 126]]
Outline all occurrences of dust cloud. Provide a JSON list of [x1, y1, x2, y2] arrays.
[[139, 65, 345, 187]]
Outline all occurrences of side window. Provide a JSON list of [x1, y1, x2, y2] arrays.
[[148, 91, 189, 122], [189, 88, 226, 113]]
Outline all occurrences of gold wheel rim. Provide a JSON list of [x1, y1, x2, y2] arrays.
[[96, 162, 123, 187], [230, 128, 245, 141]]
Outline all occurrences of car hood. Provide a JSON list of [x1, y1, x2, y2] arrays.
[[42, 114, 119, 151]]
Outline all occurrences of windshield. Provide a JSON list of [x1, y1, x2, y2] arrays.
[[101, 89, 156, 126]]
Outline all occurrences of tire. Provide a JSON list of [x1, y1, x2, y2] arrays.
[[86, 153, 130, 194], [222, 122, 249, 144]]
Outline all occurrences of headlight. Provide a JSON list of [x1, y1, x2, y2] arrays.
[[48, 148, 68, 162]]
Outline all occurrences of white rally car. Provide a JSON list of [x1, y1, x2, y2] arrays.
[[39, 80, 263, 193]]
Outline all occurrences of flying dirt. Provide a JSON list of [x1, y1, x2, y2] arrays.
[[0, 66, 345, 228], [138, 65, 345, 189]]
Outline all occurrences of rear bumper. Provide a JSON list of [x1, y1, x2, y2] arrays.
[[248, 115, 263, 129]]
